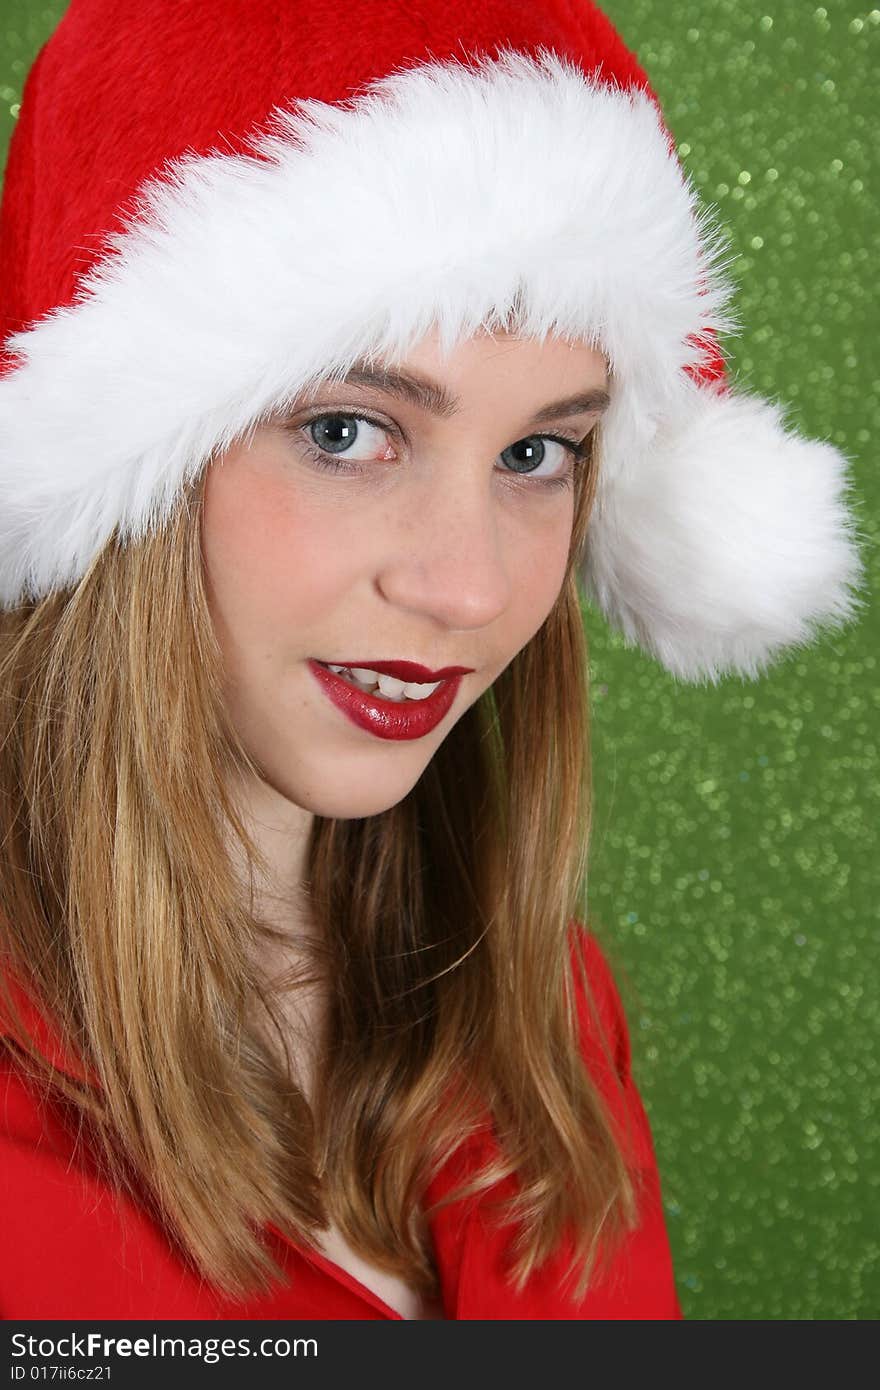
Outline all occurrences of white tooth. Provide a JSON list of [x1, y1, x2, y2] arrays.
[[402, 680, 441, 700], [328, 665, 346, 674], [376, 674, 406, 698], [350, 667, 380, 683]]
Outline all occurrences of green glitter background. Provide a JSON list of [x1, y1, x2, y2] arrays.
[[0, 2, 876, 1320]]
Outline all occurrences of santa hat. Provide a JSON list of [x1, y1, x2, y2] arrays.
[[0, 0, 864, 683]]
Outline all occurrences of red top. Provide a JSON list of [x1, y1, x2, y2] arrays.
[[0, 930, 683, 1319]]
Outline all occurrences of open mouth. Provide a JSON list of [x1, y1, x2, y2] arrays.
[[315, 663, 443, 704], [308, 659, 464, 742]]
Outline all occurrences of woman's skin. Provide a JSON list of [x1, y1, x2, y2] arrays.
[[201, 327, 609, 1006]]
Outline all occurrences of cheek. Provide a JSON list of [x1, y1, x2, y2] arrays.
[[200, 454, 357, 648], [508, 498, 575, 629]]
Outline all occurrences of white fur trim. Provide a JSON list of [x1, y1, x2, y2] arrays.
[[0, 48, 863, 679]]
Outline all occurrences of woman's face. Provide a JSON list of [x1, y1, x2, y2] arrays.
[[201, 328, 608, 819]]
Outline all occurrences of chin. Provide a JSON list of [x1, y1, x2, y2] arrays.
[[261, 765, 422, 821]]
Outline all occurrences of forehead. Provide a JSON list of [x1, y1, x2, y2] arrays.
[[301, 331, 610, 420]]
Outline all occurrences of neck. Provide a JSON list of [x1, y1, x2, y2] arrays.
[[225, 766, 315, 934], [224, 768, 327, 1096]]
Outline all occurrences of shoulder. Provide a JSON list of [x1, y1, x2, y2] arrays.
[[0, 964, 93, 1082], [567, 921, 634, 1082], [566, 922, 674, 1184], [0, 1046, 227, 1318], [451, 923, 685, 1319], [569, 924, 684, 1317], [0, 1051, 95, 1315], [0, 976, 217, 1318]]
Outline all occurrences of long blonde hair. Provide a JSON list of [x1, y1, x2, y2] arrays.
[[0, 419, 640, 1303]]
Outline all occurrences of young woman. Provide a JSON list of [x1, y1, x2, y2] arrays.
[[0, 1, 863, 1320]]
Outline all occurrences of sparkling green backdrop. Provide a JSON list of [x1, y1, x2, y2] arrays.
[[0, 1, 876, 1320]]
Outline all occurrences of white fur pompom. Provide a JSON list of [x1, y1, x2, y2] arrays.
[[580, 379, 867, 684]]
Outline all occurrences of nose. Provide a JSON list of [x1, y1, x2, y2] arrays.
[[373, 460, 512, 631]]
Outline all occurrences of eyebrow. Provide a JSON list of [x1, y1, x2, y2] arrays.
[[313, 362, 611, 424]]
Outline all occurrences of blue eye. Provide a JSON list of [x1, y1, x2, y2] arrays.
[[500, 436, 576, 481], [306, 414, 392, 460], [310, 415, 356, 453]]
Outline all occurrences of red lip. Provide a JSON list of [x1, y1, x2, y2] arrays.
[[323, 660, 474, 682], [307, 659, 467, 741]]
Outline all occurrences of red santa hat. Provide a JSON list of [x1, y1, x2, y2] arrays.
[[0, 0, 864, 682]]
